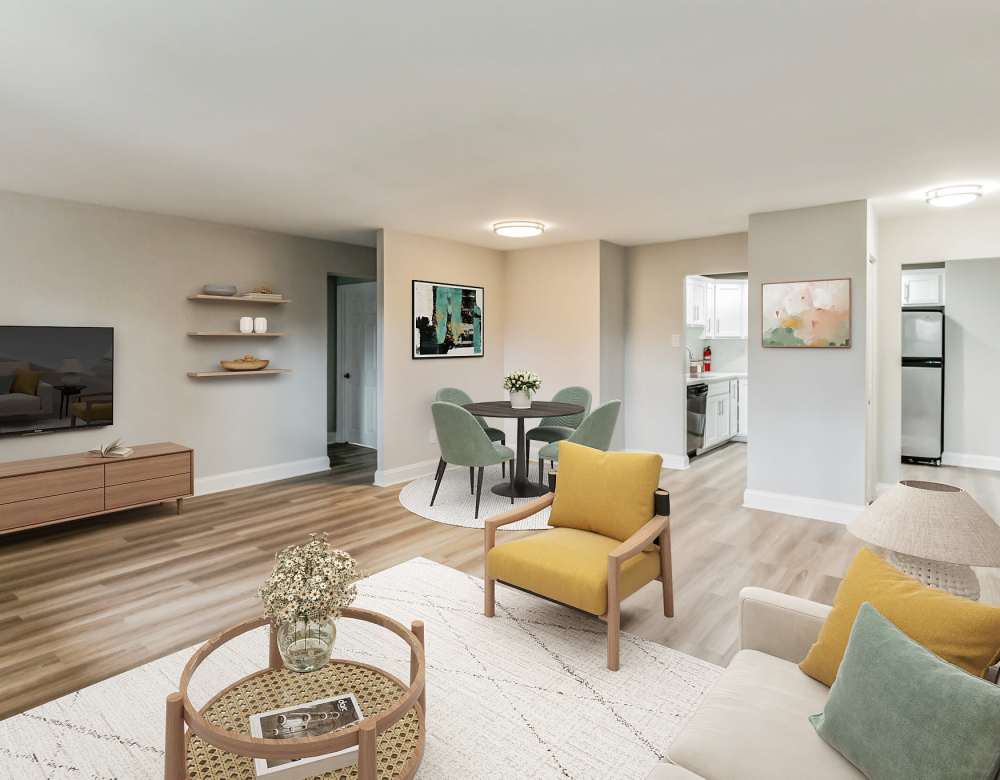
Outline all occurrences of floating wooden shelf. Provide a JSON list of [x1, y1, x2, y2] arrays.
[[186, 369, 291, 378], [186, 331, 286, 337], [187, 294, 291, 304]]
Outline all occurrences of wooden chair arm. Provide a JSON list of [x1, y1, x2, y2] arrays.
[[484, 493, 554, 555], [608, 515, 668, 564]]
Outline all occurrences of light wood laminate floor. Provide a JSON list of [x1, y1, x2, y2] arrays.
[[3, 441, 996, 720]]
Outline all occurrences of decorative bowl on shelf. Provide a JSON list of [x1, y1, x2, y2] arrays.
[[220, 354, 270, 371], [202, 283, 238, 296]]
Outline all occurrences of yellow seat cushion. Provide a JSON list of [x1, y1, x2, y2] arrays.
[[800, 548, 1000, 686], [549, 442, 663, 542], [486, 527, 661, 615]]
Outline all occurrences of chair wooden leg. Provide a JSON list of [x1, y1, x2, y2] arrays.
[[469, 466, 475, 495], [659, 523, 674, 618], [484, 575, 495, 617], [164, 692, 185, 780], [607, 559, 621, 671], [474, 466, 485, 519], [430, 458, 447, 506]]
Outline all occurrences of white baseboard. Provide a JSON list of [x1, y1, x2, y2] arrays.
[[941, 451, 1000, 472], [743, 488, 866, 525], [195, 456, 331, 496], [374, 458, 441, 487], [622, 450, 688, 470], [327, 431, 337, 444]]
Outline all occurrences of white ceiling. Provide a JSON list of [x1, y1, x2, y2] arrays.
[[1, 1, 998, 249]]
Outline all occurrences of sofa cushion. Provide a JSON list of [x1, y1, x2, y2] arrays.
[[11, 368, 41, 396], [0, 393, 42, 416], [667, 650, 862, 780], [811, 603, 1000, 780], [548, 442, 662, 542], [800, 548, 1000, 686], [487, 527, 660, 615], [0, 375, 12, 394]]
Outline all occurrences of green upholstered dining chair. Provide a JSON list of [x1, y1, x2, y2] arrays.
[[525, 386, 592, 466], [435, 387, 507, 477], [431, 402, 515, 519], [537, 400, 621, 485]]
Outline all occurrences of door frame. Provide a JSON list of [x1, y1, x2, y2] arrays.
[[336, 280, 377, 448]]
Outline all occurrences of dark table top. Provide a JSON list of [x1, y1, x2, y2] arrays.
[[463, 401, 584, 419]]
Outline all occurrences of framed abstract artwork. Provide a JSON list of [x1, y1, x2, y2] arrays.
[[761, 278, 851, 348], [412, 280, 484, 358]]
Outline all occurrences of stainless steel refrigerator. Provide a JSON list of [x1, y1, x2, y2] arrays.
[[901, 307, 945, 464]]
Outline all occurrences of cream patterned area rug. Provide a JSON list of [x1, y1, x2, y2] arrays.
[[0, 558, 721, 780], [398, 466, 553, 529]]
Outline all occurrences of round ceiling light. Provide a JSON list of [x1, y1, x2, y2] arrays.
[[493, 220, 545, 238], [925, 184, 982, 208]]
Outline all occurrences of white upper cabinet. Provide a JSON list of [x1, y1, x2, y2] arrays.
[[902, 268, 945, 306], [686, 277, 748, 338], [686, 276, 709, 327], [712, 280, 747, 338]]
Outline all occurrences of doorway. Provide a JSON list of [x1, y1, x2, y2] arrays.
[[328, 276, 377, 471]]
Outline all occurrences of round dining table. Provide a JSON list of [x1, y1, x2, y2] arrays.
[[463, 400, 584, 498]]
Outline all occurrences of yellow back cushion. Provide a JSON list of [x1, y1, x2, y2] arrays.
[[11, 368, 41, 395], [548, 442, 662, 542], [800, 548, 1000, 686]]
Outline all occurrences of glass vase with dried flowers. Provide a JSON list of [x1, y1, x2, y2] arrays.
[[258, 533, 361, 673]]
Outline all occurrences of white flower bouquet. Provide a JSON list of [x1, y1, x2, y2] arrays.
[[259, 533, 361, 624], [503, 370, 542, 393]]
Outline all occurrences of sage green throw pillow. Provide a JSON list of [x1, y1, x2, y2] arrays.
[[810, 602, 1000, 780]]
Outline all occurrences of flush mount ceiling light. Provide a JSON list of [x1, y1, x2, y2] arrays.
[[493, 220, 545, 238], [925, 184, 982, 208]]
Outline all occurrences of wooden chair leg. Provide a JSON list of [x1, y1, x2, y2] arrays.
[[474, 466, 485, 519], [484, 575, 495, 617], [164, 692, 185, 780], [430, 458, 446, 506], [659, 523, 674, 618], [469, 466, 475, 495], [607, 559, 621, 671]]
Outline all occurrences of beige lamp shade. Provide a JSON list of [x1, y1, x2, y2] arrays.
[[849, 481, 1000, 567]]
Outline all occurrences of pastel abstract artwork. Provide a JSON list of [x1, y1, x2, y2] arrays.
[[761, 278, 851, 348], [412, 280, 484, 358]]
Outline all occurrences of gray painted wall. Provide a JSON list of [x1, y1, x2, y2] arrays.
[[1, 190, 375, 487], [944, 258, 1000, 461], [599, 241, 627, 449], [746, 200, 869, 508]]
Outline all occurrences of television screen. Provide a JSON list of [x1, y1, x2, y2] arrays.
[[0, 326, 114, 436]]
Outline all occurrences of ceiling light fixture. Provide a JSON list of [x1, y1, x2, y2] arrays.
[[493, 220, 545, 238], [925, 184, 982, 208]]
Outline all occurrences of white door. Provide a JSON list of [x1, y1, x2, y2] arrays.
[[337, 281, 378, 449], [712, 281, 747, 338]]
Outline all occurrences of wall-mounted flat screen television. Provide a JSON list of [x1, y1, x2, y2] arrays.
[[0, 326, 114, 436]]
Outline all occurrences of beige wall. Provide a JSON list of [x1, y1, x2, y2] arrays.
[[876, 204, 1000, 486], [599, 241, 628, 449], [624, 233, 748, 465], [0, 190, 375, 491], [376, 229, 506, 482], [746, 201, 870, 518]]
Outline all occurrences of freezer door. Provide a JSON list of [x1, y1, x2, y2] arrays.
[[902, 310, 943, 359], [901, 364, 943, 459]]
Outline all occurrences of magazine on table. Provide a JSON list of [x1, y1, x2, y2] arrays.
[[248, 693, 363, 780]]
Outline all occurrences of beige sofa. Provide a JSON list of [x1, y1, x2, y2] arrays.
[[647, 587, 863, 779]]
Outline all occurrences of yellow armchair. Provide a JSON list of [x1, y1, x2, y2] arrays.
[[484, 443, 673, 671]]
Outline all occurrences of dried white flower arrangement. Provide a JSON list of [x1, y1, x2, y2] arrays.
[[258, 533, 360, 624], [503, 370, 542, 393]]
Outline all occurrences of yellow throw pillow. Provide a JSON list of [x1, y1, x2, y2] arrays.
[[800, 548, 1000, 686], [548, 442, 662, 542], [11, 368, 41, 396]]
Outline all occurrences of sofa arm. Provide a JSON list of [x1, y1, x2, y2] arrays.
[[738, 587, 831, 664]]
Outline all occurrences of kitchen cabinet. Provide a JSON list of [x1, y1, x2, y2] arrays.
[[737, 378, 748, 437], [687, 276, 748, 338], [686, 276, 709, 327], [703, 381, 732, 448], [729, 380, 739, 434], [902, 268, 945, 306]]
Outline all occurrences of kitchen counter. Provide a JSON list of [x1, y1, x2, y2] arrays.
[[686, 371, 747, 386]]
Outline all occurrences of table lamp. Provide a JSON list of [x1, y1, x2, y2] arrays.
[[848, 480, 1000, 600], [60, 358, 83, 385]]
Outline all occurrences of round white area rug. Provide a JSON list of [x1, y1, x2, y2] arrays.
[[399, 465, 552, 529]]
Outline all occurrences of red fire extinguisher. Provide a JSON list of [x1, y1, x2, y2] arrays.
[[703, 345, 712, 372]]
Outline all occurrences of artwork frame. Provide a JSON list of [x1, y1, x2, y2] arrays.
[[411, 279, 485, 359], [761, 277, 852, 349]]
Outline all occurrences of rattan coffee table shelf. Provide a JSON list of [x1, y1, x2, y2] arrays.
[[164, 608, 426, 780]]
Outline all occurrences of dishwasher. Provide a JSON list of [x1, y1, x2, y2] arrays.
[[687, 383, 708, 455]]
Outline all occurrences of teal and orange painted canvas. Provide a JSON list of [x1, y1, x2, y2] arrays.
[[412, 280, 484, 358], [762, 278, 851, 348]]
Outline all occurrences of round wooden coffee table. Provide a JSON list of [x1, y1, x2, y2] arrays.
[[164, 608, 426, 780]]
